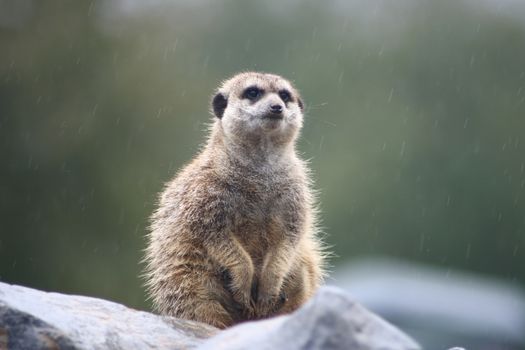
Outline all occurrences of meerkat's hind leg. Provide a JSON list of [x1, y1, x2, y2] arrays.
[[191, 300, 233, 329], [158, 264, 237, 329]]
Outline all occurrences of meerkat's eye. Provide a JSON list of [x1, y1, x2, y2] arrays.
[[278, 90, 292, 103], [243, 86, 263, 100]]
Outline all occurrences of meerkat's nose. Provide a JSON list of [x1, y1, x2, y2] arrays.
[[270, 104, 283, 114]]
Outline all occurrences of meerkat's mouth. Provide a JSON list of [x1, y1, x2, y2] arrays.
[[262, 114, 284, 120]]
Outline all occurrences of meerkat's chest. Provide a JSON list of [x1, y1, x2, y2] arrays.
[[229, 175, 305, 256]]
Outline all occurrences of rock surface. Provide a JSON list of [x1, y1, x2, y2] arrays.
[[0, 282, 217, 350], [0, 281, 420, 350], [199, 286, 421, 350]]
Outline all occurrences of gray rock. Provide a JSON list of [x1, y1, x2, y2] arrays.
[[0, 282, 420, 350], [199, 286, 421, 350], [0, 281, 218, 350]]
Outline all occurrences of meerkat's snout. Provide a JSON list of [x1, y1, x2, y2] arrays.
[[270, 104, 283, 114], [263, 97, 285, 120]]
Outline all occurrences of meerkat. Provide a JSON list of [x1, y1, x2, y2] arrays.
[[144, 72, 326, 329]]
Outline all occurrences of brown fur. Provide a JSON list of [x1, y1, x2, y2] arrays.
[[144, 72, 326, 328]]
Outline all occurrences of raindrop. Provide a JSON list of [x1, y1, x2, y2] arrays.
[[88, 1, 94, 17], [338, 71, 344, 84], [311, 27, 317, 42], [341, 18, 349, 31]]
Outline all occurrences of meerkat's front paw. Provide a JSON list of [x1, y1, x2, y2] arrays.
[[255, 290, 287, 317], [231, 287, 252, 309], [228, 270, 255, 313], [255, 294, 278, 317], [278, 290, 288, 309]]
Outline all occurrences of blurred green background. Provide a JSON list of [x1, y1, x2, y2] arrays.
[[1, 0, 524, 313]]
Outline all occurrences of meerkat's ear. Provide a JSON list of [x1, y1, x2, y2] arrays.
[[212, 92, 228, 119], [297, 98, 304, 112]]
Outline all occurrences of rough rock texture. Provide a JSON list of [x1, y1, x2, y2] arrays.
[[199, 286, 421, 350], [0, 282, 217, 350], [0, 282, 420, 350]]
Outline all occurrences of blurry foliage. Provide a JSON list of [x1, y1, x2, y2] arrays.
[[0, 0, 524, 309]]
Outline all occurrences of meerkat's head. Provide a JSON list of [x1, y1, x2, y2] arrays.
[[211, 72, 304, 147]]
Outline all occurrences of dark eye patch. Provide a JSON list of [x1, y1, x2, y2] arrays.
[[242, 86, 263, 100], [278, 90, 292, 103]]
